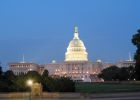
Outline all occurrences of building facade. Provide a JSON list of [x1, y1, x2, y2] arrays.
[[44, 27, 103, 82], [116, 53, 135, 68], [116, 60, 135, 68], [65, 27, 88, 61], [9, 62, 43, 75]]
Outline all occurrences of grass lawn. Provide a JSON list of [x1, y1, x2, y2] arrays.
[[75, 82, 140, 93]]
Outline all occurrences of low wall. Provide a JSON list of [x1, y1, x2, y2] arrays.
[[0, 92, 81, 98], [1, 92, 140, 99], [77, 81, 140, 84]]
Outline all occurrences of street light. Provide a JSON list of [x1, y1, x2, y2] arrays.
[[134, 78, 136, 81], [27, 79, 33, 100], [27, 79, 33, 87]]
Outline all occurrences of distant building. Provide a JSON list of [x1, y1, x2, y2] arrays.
[[102, 62, 114, 69], [116, 60, 135, 68], [9, 62, 43, 75], [116, 53, 135, 68]]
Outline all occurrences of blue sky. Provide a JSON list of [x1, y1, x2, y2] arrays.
[[0, 0, 140, 70]]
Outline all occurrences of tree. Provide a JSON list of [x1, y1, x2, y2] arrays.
[[4, 70, 15, 80], [0, 66, 2, 77], [41, 69, 49, 91], [56, 77, 75, 92], [98, 65, 136, 81], [119, 67, 129, 81], [44, 77, 75, 92], [127, 66, 135, 80], [0, 62, 2, 77], [132, 29, 140, 80], [98, 66, 120, 81], [26, 71, 42, 83], [42, 69, 49, 77], [14, 71, 42, 92], [0, 70, 76, 92], [0, 70, 16, 92]]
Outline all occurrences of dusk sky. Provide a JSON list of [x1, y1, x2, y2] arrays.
[[0, 0, 140, 70]]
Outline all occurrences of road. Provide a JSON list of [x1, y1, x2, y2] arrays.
[[0, 92, 140, 100]]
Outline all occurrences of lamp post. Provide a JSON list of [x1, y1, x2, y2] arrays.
[[27, 79, 33, 100]]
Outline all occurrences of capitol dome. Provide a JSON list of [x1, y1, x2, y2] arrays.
[[65, 27, 88, 61]]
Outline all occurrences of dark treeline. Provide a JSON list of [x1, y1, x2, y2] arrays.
[[132, 29, 140, 80], [0, 67, 75, 92], [98, 65, 135, 81]]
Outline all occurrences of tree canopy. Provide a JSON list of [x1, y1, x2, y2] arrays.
[[42, 69, 49, 77], [98, 66, 135, 81], [0, 70, 75, 92], [132, 29, 140, 80], [0, 66, 2, 77]]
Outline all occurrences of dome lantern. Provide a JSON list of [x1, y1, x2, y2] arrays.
[[74, 26, 79, 39]]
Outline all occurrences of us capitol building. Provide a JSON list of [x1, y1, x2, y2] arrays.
[[9, 27, 104, 82]]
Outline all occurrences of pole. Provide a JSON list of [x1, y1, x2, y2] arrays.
[[29, 87, 32, 100]]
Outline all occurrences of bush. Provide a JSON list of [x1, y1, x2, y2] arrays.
[[0, 70, 75, 92]]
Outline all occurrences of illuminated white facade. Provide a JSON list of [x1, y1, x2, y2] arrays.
[[116, 60, 135, 68], [9, 62, 42, 75], [116, 53, 135, 68], [65, 27, 88, 61], [45, 27, 103, 82], [9, 55, 44, 75]]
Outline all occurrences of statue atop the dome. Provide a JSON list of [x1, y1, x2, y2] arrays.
[[75, 26, 78, 33], [74, 26, 79, 39]]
